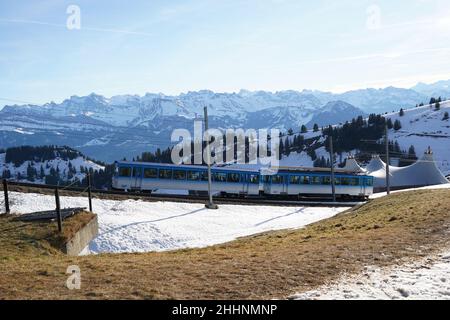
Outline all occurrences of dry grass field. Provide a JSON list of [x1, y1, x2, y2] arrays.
[[1, 189, 450, 300]]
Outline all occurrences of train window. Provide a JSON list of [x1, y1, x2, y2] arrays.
[[341, 177, 350, 185], [143, 168, 157, 179], [227, 173, 240, 183], [213, 173, 227, 182], [349, 178, 359, 186], [366, 177, 373, 186], [173, 170, 186, 180], [311, 176, 321, 185], [322, 176, 331, 185], [289, 175, 300, 184], [200, 171, 209, 181], [263, 175, 271, 183], [249, 174, 259, 184], [119, 167, 131, 177], [132, 167, 142, 177], [188, 171, 200, 181], [334, 177, 341, 185], [272, 175, 284, 184], [300, 176, 310, 184], [159, 169, 172, 179]]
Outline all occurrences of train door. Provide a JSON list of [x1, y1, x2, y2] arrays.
[[282, 175, 288, 194], [242, 174, 249, 194], [131, 167, 142, 189], [263, 175, 271, 194], [360, 177, 365, 196]]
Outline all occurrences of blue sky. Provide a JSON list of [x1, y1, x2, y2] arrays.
[[1, 0, 450, 108]]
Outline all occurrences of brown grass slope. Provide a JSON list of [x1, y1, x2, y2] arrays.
[[1, 189, 450, 300]]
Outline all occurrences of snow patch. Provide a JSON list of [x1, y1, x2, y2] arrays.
[[291, 249, 450, 300]]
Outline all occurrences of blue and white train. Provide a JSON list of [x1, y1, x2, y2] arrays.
[[112, 161, 374, 200]]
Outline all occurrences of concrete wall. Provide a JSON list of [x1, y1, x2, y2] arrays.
[[64, 215, 98, 256]]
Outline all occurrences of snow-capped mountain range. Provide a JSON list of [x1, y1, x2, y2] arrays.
[[1, 80, 449, 162]]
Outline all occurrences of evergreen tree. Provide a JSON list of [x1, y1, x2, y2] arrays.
[[443, 112, 449, 121], [308, 148, 317, 161], [386, 118, 394, 129], [435, 100, 441, 110], [2, 169, 11, 179], [313, 156, 327, 168], [408, 145, 417, 159], [399, 108, 405, 116], [287, 128, 294, 136], [313, 123, 319, 132], [26, 163, 36, 182], [393, 119, 402, 131], [394, 141, 401, 154], [300, 125, 307, 133]]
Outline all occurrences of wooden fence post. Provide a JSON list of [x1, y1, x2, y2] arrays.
[[3, 179, 10, 214], [55, 187, 62, 232], [87, 174, 93, 212]]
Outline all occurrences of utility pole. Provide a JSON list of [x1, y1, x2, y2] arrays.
[[55, 187, 62, 232], [329, 135, 336, 202], [204, 106, 218, 210], [3, 179, 10, 214], [385, 123, 391, 195]]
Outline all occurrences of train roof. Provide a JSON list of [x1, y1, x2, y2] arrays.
[[115, 161, 370, 176], [115, 161, 259, 173]]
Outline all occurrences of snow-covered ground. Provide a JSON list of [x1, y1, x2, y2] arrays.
[[1, 191, 348, 254], [291, 249, 450, 300]]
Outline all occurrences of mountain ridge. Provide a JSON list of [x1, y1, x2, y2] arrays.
[[1, 80, 448, 161]]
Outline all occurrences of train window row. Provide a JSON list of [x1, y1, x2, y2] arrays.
[[264, 174, 372, 186], [119, 167, 259, 184]]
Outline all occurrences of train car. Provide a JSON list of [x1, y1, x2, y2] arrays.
[[112, 161, 373, 200], [261, 167, 373, 200], [112, 161, 261, 196]]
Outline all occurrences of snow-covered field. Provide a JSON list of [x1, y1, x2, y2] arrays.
[[1, 191, 347, 254], [291, 250, 450, 300]]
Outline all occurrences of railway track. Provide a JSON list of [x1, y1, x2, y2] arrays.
[[4, 181, 364, 207]]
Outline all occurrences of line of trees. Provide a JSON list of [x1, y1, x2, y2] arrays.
[[5, 145, 81, 167]]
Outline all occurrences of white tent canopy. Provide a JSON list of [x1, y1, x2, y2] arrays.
[[342, 156, 366, 173], [364, 149, 449, 189], [366, 155, 386, 173]]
